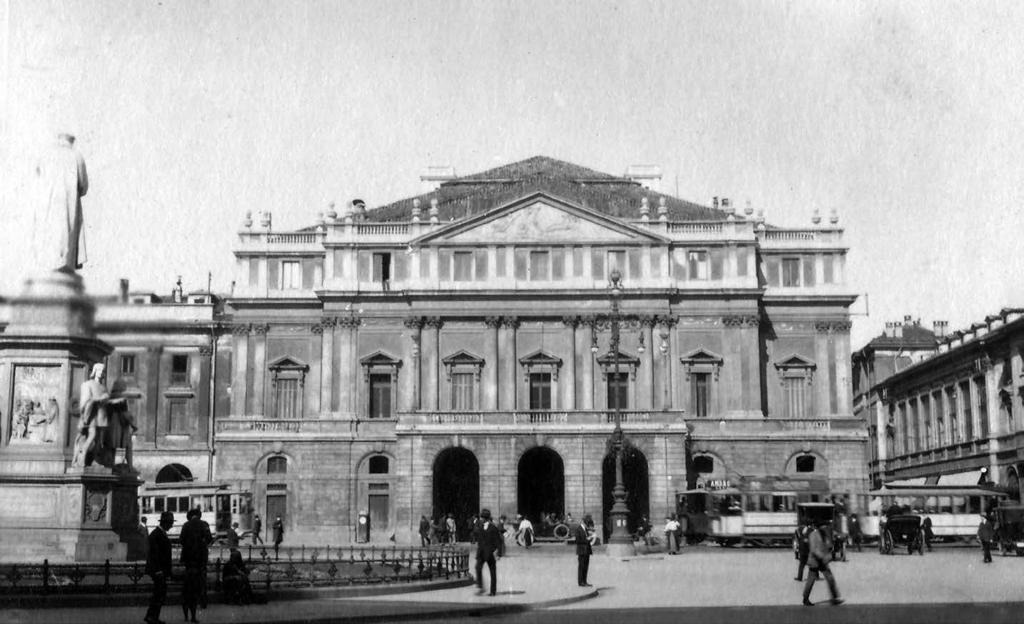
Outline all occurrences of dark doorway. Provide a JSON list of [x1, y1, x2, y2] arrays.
[[517, 447, 565, 524], [602, 445, 649, 541], [432, 447, 480, 541], [155, 463, 193, 483]]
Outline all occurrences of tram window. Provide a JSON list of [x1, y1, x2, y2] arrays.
[[154, 498, 165, 512], [774, 495, 795, 512], [939, 497, 952, 513], [968, 496, 981, 514], [925, 497, 938, 513], [141, 497, 153, 514], [952, 496, 965, 513]]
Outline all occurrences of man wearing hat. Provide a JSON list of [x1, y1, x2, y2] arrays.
[[802, 520, 844, 607], [978, 513, 995, 563], [473, 508, 502, 596], [144, 511, 174, 624], [574, 514, 594, 587]]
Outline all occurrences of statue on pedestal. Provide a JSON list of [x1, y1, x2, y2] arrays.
[[35, 133, 88, 273], [72, 364, 127, 468]]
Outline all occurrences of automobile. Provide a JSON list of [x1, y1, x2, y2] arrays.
[[880, 514, 925, 555], [795, 502, 846, 562], [995, 505, 1024, 556]]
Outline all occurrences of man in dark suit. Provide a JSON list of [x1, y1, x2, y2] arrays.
[[145, 511, 174, 624], [473, 508, 502, 596], [574, 514, 594, 587]]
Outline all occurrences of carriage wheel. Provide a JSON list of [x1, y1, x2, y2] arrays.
[[881, 530, 894, 555], [552, 523, 570, 540]]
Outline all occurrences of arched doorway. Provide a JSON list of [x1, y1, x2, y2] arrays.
[[433, 448, 480, 541], [602, 446, 649, 541], [155, 463, 193, 483], [517, 447, 565, 524]]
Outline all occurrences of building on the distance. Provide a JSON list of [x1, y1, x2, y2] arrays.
[[854, 309, 1024, 498], [2, 156, 867, 543]]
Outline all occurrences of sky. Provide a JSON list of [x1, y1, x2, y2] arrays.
[[2, 0, 1023, 348]]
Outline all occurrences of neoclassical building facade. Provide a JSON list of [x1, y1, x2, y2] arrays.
[[1, 156, 866, 544]]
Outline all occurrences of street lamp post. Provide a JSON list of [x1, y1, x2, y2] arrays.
[[591, 268, 641, 558]]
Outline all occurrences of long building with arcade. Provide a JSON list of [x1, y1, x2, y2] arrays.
[[4, 156, 868, 543]]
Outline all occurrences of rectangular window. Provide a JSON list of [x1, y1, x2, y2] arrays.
[[710, 249, 723, 280], [947, 387, 959, 443], [802, 257, 816, 286], [281, 260, 301, 290], [688, 250, 708, 280], [168, 399, 187, 433], [960, 381, 973, 439], [591, 248, 605, 280], [691, 372, 710, 418], [419, 251, 431, 278], [823, 255, 835, 284], [274, 378, 300, 419], [529, 251, 549, 281], [514, 249, 528, 280], [369, 373, 392, 418], [474, 249, 488, 279], [782, 377, 806, 419], [736, 247, 748, 277], [453, 251, 473, 281], [573, 247, 584, 277], [120, 354, 136, 376], [608, 250, 626, 274], [495, 247, 506, 277], [899, 403, 908, 454], [766, 257, 780, 286], [909, 399, 919, 452], [171, 354, 189, 386], [529, 373, 552, 410], [551, 248, 565, 279], [782, 258, 801, 287], [975, 377, 988, 438], [922, 395, 932, 449], [372, 252, 391, 290], [249, 259, 260, 286], [607, 372, 628, 410], [451, 373, 475, 411]]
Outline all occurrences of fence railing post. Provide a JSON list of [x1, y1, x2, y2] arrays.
[[104, 559, 111, 593], [42, 559, 49, 595]]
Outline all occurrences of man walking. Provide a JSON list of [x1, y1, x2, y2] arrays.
[[144, 511, 174, 624], [419, 515, 432, 546], [272, 516, 285, 559], [574, 514, 594, 587], [473, 509, 502, 596], [179, 508, 212, 623], [794, 522, 811, 581], [802, 521, 843, 606], [979, 514, 995, 563], [252, 514, 264, 545]]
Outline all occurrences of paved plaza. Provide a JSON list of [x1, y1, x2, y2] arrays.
[[2, 543, 1022, 624]]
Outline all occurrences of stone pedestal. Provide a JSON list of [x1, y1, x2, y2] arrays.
[[0, 270, 143, 562]]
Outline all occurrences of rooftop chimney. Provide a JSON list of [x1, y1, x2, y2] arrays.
[[933, 320, 949, 337], [624, 164, 662, 192], [893, 322, 903, 339], [119, 278, 130, 304]]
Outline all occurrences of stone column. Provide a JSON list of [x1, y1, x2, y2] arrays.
[[230, 325, 249, 416], [318, 317, 336, 414], [561, 316, 579, 410], [251, 324, 269, 416], [423, 317, 442, 411], [197, 345, 213, 444], [639, 316, 656, 410], [813, 323, 831, 419], [336, 316, 360, 415], [403, 317, 424, 411], [484, 317, 502, 410], [580, 316, 595, 410], [500, 317, 519, 410], [833, 321, 853, 417], [984, 357, 1001, 477], [657, 316, 676, 410]]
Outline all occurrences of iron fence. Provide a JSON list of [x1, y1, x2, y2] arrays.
[[0, 544, 470, 596]]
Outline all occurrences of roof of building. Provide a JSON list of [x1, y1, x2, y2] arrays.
[[858, 323, 939, 352], [364, 156, 732, 222]]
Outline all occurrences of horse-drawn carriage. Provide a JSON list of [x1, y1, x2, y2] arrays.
[[996, 505, 1024, 556], [794, 502, 847, 562], [879, 514, 925, 555]]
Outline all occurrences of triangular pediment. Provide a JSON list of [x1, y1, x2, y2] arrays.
[[680, 348, 724, 365], [774, 353, 816, 370], [413, 192, 667, 245], [359, 350, 402, 367], [596, 350, 641, 366], [268, 355, 309, 371], [518, 349, 563, 367], [442, 350, 485, 366]]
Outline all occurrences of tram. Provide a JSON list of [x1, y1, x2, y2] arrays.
[[854, 484, 1008, 544], [676, 476, 831, 547], [139, 482, 254, 542]]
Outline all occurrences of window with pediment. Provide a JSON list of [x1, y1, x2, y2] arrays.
[[442, 350, 484, 411], [360, 351, 402, 419], [680, 349, 723, 418], [597, 349, 640, 410], [268, 356, 309, 419], [774, 354, 816, 419], [519, 350, 562, 410]]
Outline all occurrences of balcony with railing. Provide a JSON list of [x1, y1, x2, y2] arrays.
[[397, 409, 686, 430], [688, 417, 866, 439]]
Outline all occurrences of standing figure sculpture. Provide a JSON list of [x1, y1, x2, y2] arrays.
[[72, 363, 124, 467], [35, 133, 88, 272]]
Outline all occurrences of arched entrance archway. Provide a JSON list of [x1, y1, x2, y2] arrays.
[[518, 447, 565, 524], [602, 446, 649, 541], [433, 448, 480, 541], [155, 463, 193, 483]]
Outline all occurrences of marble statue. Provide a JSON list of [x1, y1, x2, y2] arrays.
[[71, 363, 124, 467], [35, 133, 88, 273]]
